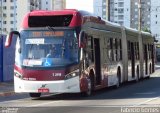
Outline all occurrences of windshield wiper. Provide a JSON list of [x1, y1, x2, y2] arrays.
[[47, 26, 55, 32]]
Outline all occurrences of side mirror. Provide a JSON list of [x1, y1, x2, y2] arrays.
[[79, 31, 86, 48], [5, 31, 20, 48]]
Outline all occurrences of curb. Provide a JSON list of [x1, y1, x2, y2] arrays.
[[0, 91, 15, 97]]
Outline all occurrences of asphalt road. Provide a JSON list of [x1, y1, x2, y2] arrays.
[[0, 66, 160, 113]]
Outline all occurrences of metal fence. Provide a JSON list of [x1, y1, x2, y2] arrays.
[[0, 35, 16, 82]]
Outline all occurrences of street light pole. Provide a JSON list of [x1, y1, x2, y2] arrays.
[[0, 0, 3, 34], [138, 0, 141, 31]]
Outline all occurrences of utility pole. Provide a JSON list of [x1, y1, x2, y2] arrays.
[[138, 0, 141, 31], [0, 0, 3, 34], [106, 0, 110, 21]]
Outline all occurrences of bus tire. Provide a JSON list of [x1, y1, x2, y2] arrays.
[[115, 68, 121, 88], [29, 93, 41, 99], [147, 64, 152, 79], [135, 66, 139, 82]]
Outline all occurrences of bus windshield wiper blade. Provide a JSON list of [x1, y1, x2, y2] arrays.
[[47, 26, 55, 32]]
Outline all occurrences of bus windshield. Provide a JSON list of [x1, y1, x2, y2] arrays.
[[19, 29, 79, 67]]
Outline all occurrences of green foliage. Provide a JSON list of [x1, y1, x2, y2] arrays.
[[142, 27, 151, 33]]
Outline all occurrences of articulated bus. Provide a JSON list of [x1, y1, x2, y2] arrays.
[[5, 9, 155, 98]]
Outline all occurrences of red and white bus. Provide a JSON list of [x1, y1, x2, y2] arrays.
[[5, 9, 155, 98]]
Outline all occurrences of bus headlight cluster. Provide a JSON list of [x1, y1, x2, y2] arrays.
[[14, 71, 23, 79], [65, 70, 79, 80]]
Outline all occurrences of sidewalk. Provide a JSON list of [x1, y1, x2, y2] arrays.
[[0, 81, 15, 96]]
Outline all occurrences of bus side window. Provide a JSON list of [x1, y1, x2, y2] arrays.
[[109, 38, 114, 61], [115, 38, 118, 61], [119, 39, 122, 60], [85, 36, 94, 63], [128, 41, 131, 60]]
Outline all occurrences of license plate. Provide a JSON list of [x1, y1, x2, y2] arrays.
[[38, 88, 49, 93]]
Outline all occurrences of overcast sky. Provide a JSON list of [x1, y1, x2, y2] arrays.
[[66, 0, 94, 13]]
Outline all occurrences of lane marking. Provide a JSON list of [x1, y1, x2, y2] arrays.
[[133, 97, 160, 106], [29, 100, 61, 107]]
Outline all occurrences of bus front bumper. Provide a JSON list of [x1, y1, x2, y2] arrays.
[[14, 76, 80, 93]]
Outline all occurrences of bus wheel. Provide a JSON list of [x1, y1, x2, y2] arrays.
[[115, 69, 121, 88], [29, 93, 41, 99], [82, 78, 92, 96], [135, 67, 139, 82]]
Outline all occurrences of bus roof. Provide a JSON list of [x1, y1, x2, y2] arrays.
[[21, 9, 85, 29]]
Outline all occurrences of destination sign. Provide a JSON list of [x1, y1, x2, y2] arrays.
[[30, 31, 64, 37]]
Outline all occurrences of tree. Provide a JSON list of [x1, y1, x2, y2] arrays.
[[142, 27, 151, 33]]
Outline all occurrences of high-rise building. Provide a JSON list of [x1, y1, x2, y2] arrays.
[[94, 0, 109, 20], [109, 0, 130, 27], [151, 0, 160, 41], [130, 0, 151, 30], [0, 0, 16, 34], [53, 0, 65, 10], [17, 0, 53, 30], [17, 0, 39, 30], [41, 0, 52, 10]]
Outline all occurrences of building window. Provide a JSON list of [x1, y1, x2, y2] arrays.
[[10, 0, 13, 2], [3, 13, 7, 17], [118, 8, 124, 13], [118, 15, 124, 20], [3, 6, 7, 10], [10, 21, 14, 24], [156, 21, 157, 24], [10, 13, 14, 17], [118, 2, 124, 7], [135, 15, 138, 18], [10, 28, 14, 31], [3, 28, 7, 31], [156, 15, 157, 18], [10, 6, 14, 9], [46, 2, 48, 4], [3, 0, 6, 2], [3, 21, 7, 24]]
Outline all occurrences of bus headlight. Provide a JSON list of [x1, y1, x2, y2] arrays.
[[14, 71, 23, 79], [65, 70, 79, 80]]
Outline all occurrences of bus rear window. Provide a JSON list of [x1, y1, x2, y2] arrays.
[[28, 15, 73, 27]]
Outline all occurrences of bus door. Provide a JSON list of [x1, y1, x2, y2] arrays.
[[131, 42, 135, 78], [151, 45, 155, 72], [94, 38, 101, 85], [144, 45, 148, 75]]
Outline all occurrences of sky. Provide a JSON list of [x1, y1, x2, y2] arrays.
[[66, 0, 94, 13]]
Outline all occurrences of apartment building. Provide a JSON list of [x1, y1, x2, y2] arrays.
[[94, 0, 109, 20], [151, 0, 160, 41], [53, 0, 65, 10], [41, 0, 52, 10], [0, 0, 56, 34], [109, 0, 130, 27], [130, 0, 151, 30], [17, 0, 53, 30], [0, 0, 16, 34]]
